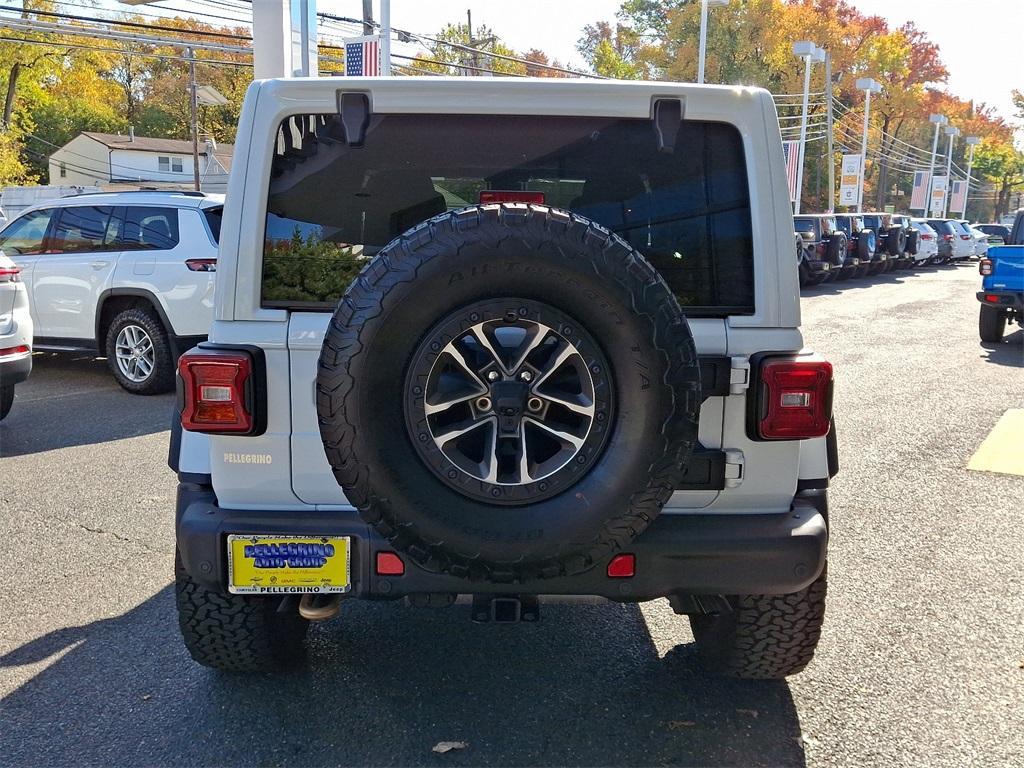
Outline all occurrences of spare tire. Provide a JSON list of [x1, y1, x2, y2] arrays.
[[857, 229, 877, 262], [885, 228, 905, 257], [905, 229, 920, 255], [826, 233, 847, 266], [316, 205, 701, 582]]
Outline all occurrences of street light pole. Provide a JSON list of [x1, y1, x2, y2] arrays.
[[926, 113, 947, 215], [791, 41, 823, 215], [854, 78, 882, 214], [380, 0, 391, 76], [187, 46, 200, 192], [696, 0, 728, 84], [824, 50, 835, 212], [942, 125, 959, 217], [962, 136, 980, 218]]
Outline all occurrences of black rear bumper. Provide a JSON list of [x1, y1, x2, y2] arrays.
[[0, 350, 32, 386], [175, 483, 828, 601], [977, 290, 1024, 312]]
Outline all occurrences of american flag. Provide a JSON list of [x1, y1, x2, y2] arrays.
[[345, 36, 380, 76], [782, 140, 800, 203], [910, 170, 929, 210]]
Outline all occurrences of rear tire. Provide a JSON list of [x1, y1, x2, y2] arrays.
[[0, 385, 13, 421], [105, 307, 175, 395], [175, 552, 310, 672], [979, 305, 1006, 343], [689, 566, 827, 679]]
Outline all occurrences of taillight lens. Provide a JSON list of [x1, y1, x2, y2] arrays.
[[757, 357, 833, 440], [185, 258, 217, 272], [179, 352, 253, 433], [478, 190, 546, 205], [980, 259, 993, 276], [0, 344, 30, 358], [922, 234, 934, 240], [960, 235, 970, 240], [0, 265, 20, 282], [944, 234, 954, 241]]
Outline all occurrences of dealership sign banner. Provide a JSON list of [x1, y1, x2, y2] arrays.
[[930, 176, 948, 217], [839, 154, 862, 207]]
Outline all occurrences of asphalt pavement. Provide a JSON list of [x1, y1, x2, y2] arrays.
[[0, 262, 1021, 767]]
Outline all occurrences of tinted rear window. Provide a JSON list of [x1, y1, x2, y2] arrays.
[[262, 113, 755, 315], [928, 220, 953, 234], [120, 206, 179, 250], [203, 207, 222, 243]]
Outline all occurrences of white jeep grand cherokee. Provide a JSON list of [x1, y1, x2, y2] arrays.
[[0, 190, 222, 393], [170, 78, 837, 679]]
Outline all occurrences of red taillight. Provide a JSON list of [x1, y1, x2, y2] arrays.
[[980, 259, 993, 276], [960, 235, 970, 240], [757, 357, 833, 440], [185, 258, 217, 272], [478, 190, 546, 205], [815, 243, 826, 257], [607, 553, 635, 578], [375, 552, 405, 576], [943, 234, 954, 241], [179, 352, 253, 433], [984, 294, 1000, 303], [0, 344, 30, 358], [922, 234, 934, 240], [0, 265, 20, 282]]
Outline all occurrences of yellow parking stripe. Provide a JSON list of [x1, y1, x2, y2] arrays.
[[967, 409, 1024, 477]]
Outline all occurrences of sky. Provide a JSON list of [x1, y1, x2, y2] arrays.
[[99, 0, 1021, 125]]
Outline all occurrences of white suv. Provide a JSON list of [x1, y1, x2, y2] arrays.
[[0, 250, 32, 419], [0, 191, 222, 393], [171, 78, 836, 679]]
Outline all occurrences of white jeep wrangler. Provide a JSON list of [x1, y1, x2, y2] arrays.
[[170, 77, 836, 678]]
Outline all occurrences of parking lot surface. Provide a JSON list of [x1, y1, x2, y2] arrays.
[[1, 263, 1021, 768]]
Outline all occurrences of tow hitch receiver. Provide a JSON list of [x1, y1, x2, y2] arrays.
[[472, 595, 539, 623]]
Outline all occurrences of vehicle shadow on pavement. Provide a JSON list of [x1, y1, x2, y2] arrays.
[[801, 270, 916, 296], [979, 329, 1024, 367], [0, 352, 173, 458], [0, 587, 808, 767]]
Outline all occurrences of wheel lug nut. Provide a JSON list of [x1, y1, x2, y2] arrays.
[[475, 397, 492, 411], [487, 370, 499, 382], [519, 371, 533, 382], [527, 397, 543, 413]]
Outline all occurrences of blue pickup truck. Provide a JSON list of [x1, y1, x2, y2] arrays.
[[978, 210, 1024, 342]]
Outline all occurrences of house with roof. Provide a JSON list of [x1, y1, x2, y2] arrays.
[[47, 130, 234, 193]]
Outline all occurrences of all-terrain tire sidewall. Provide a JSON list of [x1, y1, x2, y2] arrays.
[[885, 229, 902, 257], [174, 552, 309, 672], [688, 565, 828, 679], [979, 305, 1006, 343], [905, 229, 919, 255], [104, 308, 175, 395], [317, 205, 701, 581]]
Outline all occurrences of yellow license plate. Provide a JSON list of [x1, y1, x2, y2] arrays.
[[226, 535, 351, 595]]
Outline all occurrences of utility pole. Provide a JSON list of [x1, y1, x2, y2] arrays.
[[187, 46, 200, 192], [362, 0, 373, 35], [380, 0, 391, 76], [824, 51, 835, 211], [464, 9, 495, 76]]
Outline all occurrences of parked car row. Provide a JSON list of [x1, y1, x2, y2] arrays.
[[794, 212, 990, 287]]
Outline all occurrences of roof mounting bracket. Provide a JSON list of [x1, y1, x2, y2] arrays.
[[653, 98, 685, 154], [336, 91, 370, 147]]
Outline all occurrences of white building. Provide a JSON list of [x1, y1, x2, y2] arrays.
[[47, 131, 234, 192]]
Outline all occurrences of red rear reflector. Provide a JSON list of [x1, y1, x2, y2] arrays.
[[758, 358, 833, 440], [0, 344, 30, 357], [985, 294, 1000, 303], [478, 190, 546, 205], [185, 258, 217, 272], [179, 352, 253, 433], [607, 553, 635, 578], [376, 552, 405, 576], [979, 259, 993, 276]]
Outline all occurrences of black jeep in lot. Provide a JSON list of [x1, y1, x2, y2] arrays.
[[794, 214, 851, 284], [862, 212, 917, 272], [833, 214, 879, 278]]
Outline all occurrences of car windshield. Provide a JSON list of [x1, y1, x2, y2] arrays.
[[262, 113, 755, 315]]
